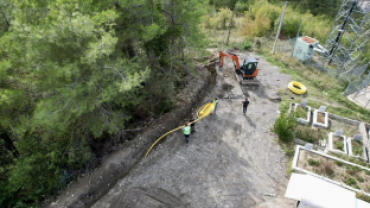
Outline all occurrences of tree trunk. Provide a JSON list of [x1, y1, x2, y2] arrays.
[[1, 132, 19, 158], [121, 39, 136, 58], [0, 6, 10, 32]]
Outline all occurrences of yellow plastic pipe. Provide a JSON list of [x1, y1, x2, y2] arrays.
[[144, 102, 216, 158]]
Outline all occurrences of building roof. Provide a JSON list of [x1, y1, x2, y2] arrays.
[[285, 173, 370, 208], [300, 36, 318, 44]]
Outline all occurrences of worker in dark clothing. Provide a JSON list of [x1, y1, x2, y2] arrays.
[[183, 123, 191, 143], [189, 117, 195, 134], [242, 98, 249, 115]]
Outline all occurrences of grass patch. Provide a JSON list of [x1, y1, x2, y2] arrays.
[[335, 160, 344, 167], [352, 139, 364, 156], [330, 152, 370, 169], [295, 105, 308, 119], [344, 177, 357, 186], [334, 141, 344, 151], [333, 135, 344, 152], [346, 165, 362, 176], [294, 125, 326, 144], [259, 47, 370, 123], [308, 158, 320, 166], [357, 176, 365, 183]]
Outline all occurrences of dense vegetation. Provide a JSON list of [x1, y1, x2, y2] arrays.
[[0, 0, 364, 207], [0, 0, 207, 207]]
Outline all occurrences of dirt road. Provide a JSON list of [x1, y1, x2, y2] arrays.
[[90, 52, 296, 208]]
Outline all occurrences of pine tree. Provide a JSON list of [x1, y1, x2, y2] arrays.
[[0, 0, 208, 206]]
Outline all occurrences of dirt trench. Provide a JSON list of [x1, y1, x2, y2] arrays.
[[44, 56, 218, 208]]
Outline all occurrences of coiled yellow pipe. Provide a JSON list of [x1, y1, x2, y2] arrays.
[[144, 102, 216, 158]]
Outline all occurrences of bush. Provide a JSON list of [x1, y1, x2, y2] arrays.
[[274, 113, 296, 142], [357, 176, 364, 183], [240, 15, 271, 38], [334, 141, 344, 151], [335, 160, 344, 167], [276, 12, 302, 37], [240, 1, 332, 42], [344, 177, 357, 186], [241, 38, 252, 50], [254, 2, 281, 27], [249, 0, 280, 21], [253, 37, 263, 50], [206, 7, 235, 30], [234, 1, 249, 13], [308, 158, 320, 166], [301, 13, 331, 43]]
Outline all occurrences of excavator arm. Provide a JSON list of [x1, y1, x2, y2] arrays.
[[219, 51, 241, 70]]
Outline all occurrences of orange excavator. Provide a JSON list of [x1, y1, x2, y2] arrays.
[[219, 51, 259, 83]]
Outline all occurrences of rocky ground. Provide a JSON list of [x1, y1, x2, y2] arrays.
[[89, 51, 296, 208]]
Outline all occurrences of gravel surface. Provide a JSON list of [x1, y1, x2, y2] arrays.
[[91, 52, 296, 208]]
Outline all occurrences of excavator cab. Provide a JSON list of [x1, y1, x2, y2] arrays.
[[241, 58, 258, 79]]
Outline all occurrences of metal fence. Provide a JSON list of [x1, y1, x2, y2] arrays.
[[345, 72, 370, 109], [277, 37, 296, 54]]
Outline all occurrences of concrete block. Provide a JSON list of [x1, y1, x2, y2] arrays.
[[347, 137, 365, 160], [328, 132, 347, 155], [329, 113, 360, 126], [318, 105, 326, 113], [293, 103, 311, 125], [304, 143, 313, 151], [312, 109, 329, 129], [293, 138, 325, 151], [354, 134, 362, 141], [300, 100, 308, 108], [359, 122, 370, 161], [335, 129, 343, 137]]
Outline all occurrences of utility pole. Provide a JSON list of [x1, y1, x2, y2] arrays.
[[226, 12, 235, 46], [272, 1, 288, 55]]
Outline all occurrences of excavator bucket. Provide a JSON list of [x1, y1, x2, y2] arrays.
[[240, 79, 260, 87]]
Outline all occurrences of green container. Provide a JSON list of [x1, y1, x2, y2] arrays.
[[292, 36, 319, 61]]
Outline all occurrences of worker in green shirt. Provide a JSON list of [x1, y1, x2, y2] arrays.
[[183, 123, 191, 143], [212, 98, 218, 114]]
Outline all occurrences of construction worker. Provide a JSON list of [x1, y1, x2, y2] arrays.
[[189, 117, 195, 134], [183, 123, 191, 143], [212, 98, 218, 114], [242, 98, 249, 115]]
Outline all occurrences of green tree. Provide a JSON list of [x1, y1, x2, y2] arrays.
[[0, 0, 208, 207], [293, 0, 341, 17]]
